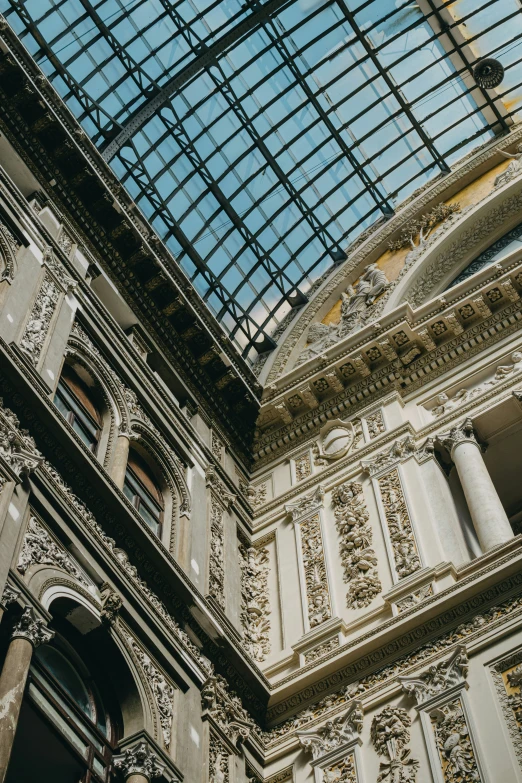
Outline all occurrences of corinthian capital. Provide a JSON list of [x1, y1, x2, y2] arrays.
[[113, 740, 165, 781], [436, 418, 478, 457], [11, 606, 54, 647]]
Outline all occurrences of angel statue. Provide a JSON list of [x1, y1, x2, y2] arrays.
[[494, 143, 522, 189]]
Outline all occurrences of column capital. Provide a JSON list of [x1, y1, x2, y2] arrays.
[[436, 418, 480, 457], [113, 740, 165, 781], [11, 606, 54, 648]]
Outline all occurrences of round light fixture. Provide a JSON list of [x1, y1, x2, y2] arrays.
[[473, 58, 504, 89]]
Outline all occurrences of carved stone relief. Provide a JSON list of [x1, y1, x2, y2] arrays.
[[11, 606, 54, 647], [377, 469, 421, 580], [125, 632, 175, 749], [314, 419, 356, 464], [494, 145, 522, 189], [430, 699, 481, 783], [365, 410, 385, 439], [209, 494, 226, 611], [296, 264, 390, 366], [212, 429, 225, 462], [295, 451, 313, 482], [301, 513, 332, 628], [332, 481, 382, 609], [491, 650, 522, 769], [400, 646, 468, 705], [201, 675, 254, 747], [304, 638, 340, 664], [371, 707, 419, 783], [17, 515, 91, 586], [396, 585, 433, 613], [0, 398, 42, 482], [430, 351, 522, 417], [239, 543, 271, 662], [209, 733, 230, 783], [298, 700, 363, 759]]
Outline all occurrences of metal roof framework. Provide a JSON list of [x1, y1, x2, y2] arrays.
[[2, 0, 522, 359]]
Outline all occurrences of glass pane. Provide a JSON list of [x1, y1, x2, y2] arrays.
[[35, 646, 93, 721]]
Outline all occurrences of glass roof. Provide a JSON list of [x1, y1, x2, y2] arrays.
[[3, 0, 522, 359]]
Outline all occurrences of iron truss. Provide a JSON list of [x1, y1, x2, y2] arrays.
[[2, 0, 521, 359]]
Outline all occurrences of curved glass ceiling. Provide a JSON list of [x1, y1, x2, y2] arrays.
[[3, 0, 522, 359]]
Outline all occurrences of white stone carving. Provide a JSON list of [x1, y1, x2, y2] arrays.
[[286, 486, 325, 523], [400, 646, 468, 705], [297, 265, 390, 365], [201, 675, 254, 747], [378, 469, 422, 579], [301, 513, 332, 628], [206, 467, 235, 611], [125, 633, 175, 749], [371, 707, 419, 783], [209, 734, 229, 783], [297, 701, 363, 760], [365, 410, 385, 440], [430, 699, 481, 783], [314, 420, 355, 463], [332, 481, 381, 609], [295, 451, 313, 481], [361, 435, 415, 477], [396, 584, 433, 613], [17, 516, 90, 586], [239, 544, 271, 662], [494, 145, 522, 189], [431, 351, 522, 416]]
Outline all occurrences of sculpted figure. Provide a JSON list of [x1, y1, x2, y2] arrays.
[[494, 144, 522, 189]]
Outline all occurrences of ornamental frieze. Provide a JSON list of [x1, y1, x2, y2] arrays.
[[239, 542, 271, 662]]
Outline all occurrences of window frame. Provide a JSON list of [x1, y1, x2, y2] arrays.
[[123, 455, 165, 538], [54, 371, 102, 453]]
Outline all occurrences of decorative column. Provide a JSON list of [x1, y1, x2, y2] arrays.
[[401, 646, 487, 783], [297, 700, 364, 782], [0, 606, 54, 783], [438, 418, 514, 552], [113, 740, 166, 783]]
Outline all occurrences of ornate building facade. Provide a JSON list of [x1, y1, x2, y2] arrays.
[[0, 5, 522, 783]]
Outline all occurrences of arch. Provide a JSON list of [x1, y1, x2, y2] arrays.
[[127, 421, 190, 555], [382, 174, 522, 314], [65, 327, 129, 467]]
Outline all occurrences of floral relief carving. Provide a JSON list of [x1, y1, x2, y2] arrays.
[[20, 275, 59, 365], [365, 410, 385, 439], [0, 219, 18, 282], [332, 481, 381, 609], [125, 633, 175, 749], [322, 754, 358, 783], [239, 543, 271, 662], [11, 606, 54, 648], [371, 707, 419, 783], [304, 637, 339, 664], [492, 652, 522, 769], [209, 494, 226, 610], [361, 435, 416, 477], [377, 469, 421, 579], [211, 429, 224, 461], [295, 451, 312, 481], [17, 515, 91, 586], [430, 699, 481, 783], [396, 585, 433, 613], [113, 741, 165, 781], [301, 513, 332, 628]]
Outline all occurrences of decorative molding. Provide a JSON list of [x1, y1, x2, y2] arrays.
[[201, 675, 254, 748], [376, 468, 422, 580], [396, 584, 433, 613], [304, 638, 340, 665], [0, 583, 20, 609], [113, 740, 165, 781], [294, 451, 313, 482], [100, 582, 123, 625], [314, 420, 356, 464], [17, 515, 91, 586], [297, 700, 363, 760], [361, 435, 416, 478], [11, 605, 54, 647], [436, 418, 478, 457], [124, 632, 175, 749], [365, 409, 385, 440], [400, 646, 468, 706], [0, 397, 43, 481], [239, 543, 271, 662], [300, 513, 332, 628], [371, 707, 419, 783], [285, 485, 325, 524], [209, 732, 230, 783], [332, 481, 381, 609], [0, 218, 18, 282], [490, 647, 522, 770], [429, 698, 482, 783]]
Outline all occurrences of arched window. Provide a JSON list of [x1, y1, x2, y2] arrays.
[[123, 448, 164, 536], [6, 624, 117, 783], [54, 364, 101, 453]]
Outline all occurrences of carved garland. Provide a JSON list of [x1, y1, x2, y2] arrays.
[[377, 469, 421, 580], [332, 481, 382, 609], [239, 542, 271, 662], [300, 513, 332, 628]]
